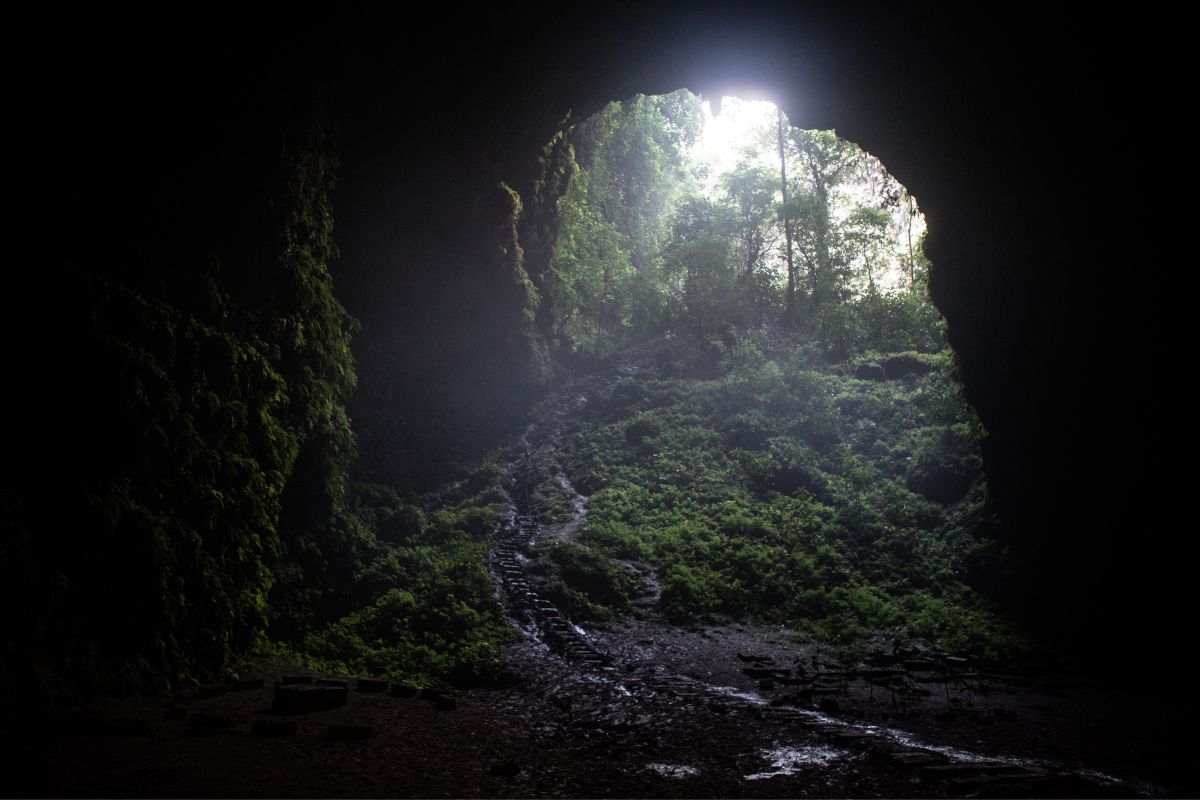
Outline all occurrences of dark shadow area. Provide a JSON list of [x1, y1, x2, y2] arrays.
[[4, 5, 1185, 797]]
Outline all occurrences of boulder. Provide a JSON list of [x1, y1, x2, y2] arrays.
[[271, 684, 348, 714], [251, 719, 297, 737], [187, 713, 232, 731], [314, 678, 349, 688], [326, 724, 374, 741]]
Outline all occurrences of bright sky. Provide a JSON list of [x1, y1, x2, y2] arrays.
[[691, 95, 926, 293], [695, 97, 779, 196]]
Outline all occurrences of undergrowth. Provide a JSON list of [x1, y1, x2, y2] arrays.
[[552, 331, 1020, 658]]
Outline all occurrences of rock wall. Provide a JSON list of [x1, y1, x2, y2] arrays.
[[16, 8, 1172, 688]]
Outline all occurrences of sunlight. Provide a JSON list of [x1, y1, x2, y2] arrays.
[[696, 96, 780, 195], [694, 93, 926, 293]]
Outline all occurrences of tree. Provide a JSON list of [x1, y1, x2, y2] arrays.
[[662, 197, 737, 333], [548, 91, 702, 350], [790, 128, 860, 306], [840, 205, 892, 293], [778, 109, 799, 327], [722, 160, 781, 320]]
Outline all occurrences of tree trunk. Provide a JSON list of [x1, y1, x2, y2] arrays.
[[804, 143, 831, 307], [906, 193, 916, 291], [778, 110, 798, 327]]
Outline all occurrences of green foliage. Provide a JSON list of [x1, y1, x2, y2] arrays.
[[549, 91, 703, 352], [814, 290, 945, 357], [532, 477, 576, 524], [660, 563, 722, 622], [545, 541, 640, 618], [546, 90, 943, 363], [0, 112, 375, 709], [563, 335, 1018, 655], [578, 520, 650, 561], [295, 507, 516, 687]]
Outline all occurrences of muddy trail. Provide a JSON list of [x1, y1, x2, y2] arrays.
[[7, 341, 1188, 798]]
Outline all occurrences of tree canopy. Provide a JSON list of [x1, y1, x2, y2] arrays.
[[546, 91, 939, 357]]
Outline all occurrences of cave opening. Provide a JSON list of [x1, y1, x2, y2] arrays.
[[510, 89, 1008, 660], [540, 90, 932, 356], [5, 15, 1191, 795]]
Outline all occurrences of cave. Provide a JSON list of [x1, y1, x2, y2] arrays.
[[326, 10, 1174, 656], [6, 7, 1187, 797]]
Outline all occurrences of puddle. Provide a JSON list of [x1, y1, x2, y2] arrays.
[[743, 744, 847, 780], [647, 763, 699, 778]]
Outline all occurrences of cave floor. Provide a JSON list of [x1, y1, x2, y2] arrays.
[[8, 342, 1189, 799], [4, 627, 1186, 799]]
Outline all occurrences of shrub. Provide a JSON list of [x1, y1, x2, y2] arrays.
[[549, 542, 640, 611], [660, 563, 720, 622], [579, 520, 650, 561]]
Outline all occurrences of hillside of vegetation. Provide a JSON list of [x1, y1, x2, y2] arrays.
[[522, 331, 1016, 657], [271, 90, 1020, 685], [1, 83, 1015, 709]]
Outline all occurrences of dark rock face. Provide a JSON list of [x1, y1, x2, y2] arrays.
[[854, 363, 886, 381], [489, 760, 521, 778]]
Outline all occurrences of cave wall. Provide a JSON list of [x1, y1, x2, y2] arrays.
[[10, 7, 1171, 701]]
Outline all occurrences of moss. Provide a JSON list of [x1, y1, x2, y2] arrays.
[[562, 336, 1018, 654]]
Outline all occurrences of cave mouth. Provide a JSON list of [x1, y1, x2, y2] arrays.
[[541, 90, 932, 359], [520, 90, 1012, 659]]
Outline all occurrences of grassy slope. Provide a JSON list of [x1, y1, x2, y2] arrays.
[[282, 330, 1020, 688], [552, 331, 1020, 658]]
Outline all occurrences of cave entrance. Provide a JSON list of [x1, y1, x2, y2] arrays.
[[528, 90, 1006, 656], [542, 89, 931, 359]]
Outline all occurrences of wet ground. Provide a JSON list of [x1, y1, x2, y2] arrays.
[[6, 627, 1184, 798], [7, 343, 1190, 797]]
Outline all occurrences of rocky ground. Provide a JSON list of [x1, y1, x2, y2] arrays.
[[7, 343, 1190, 798], [4, 631, 1185, 798]]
